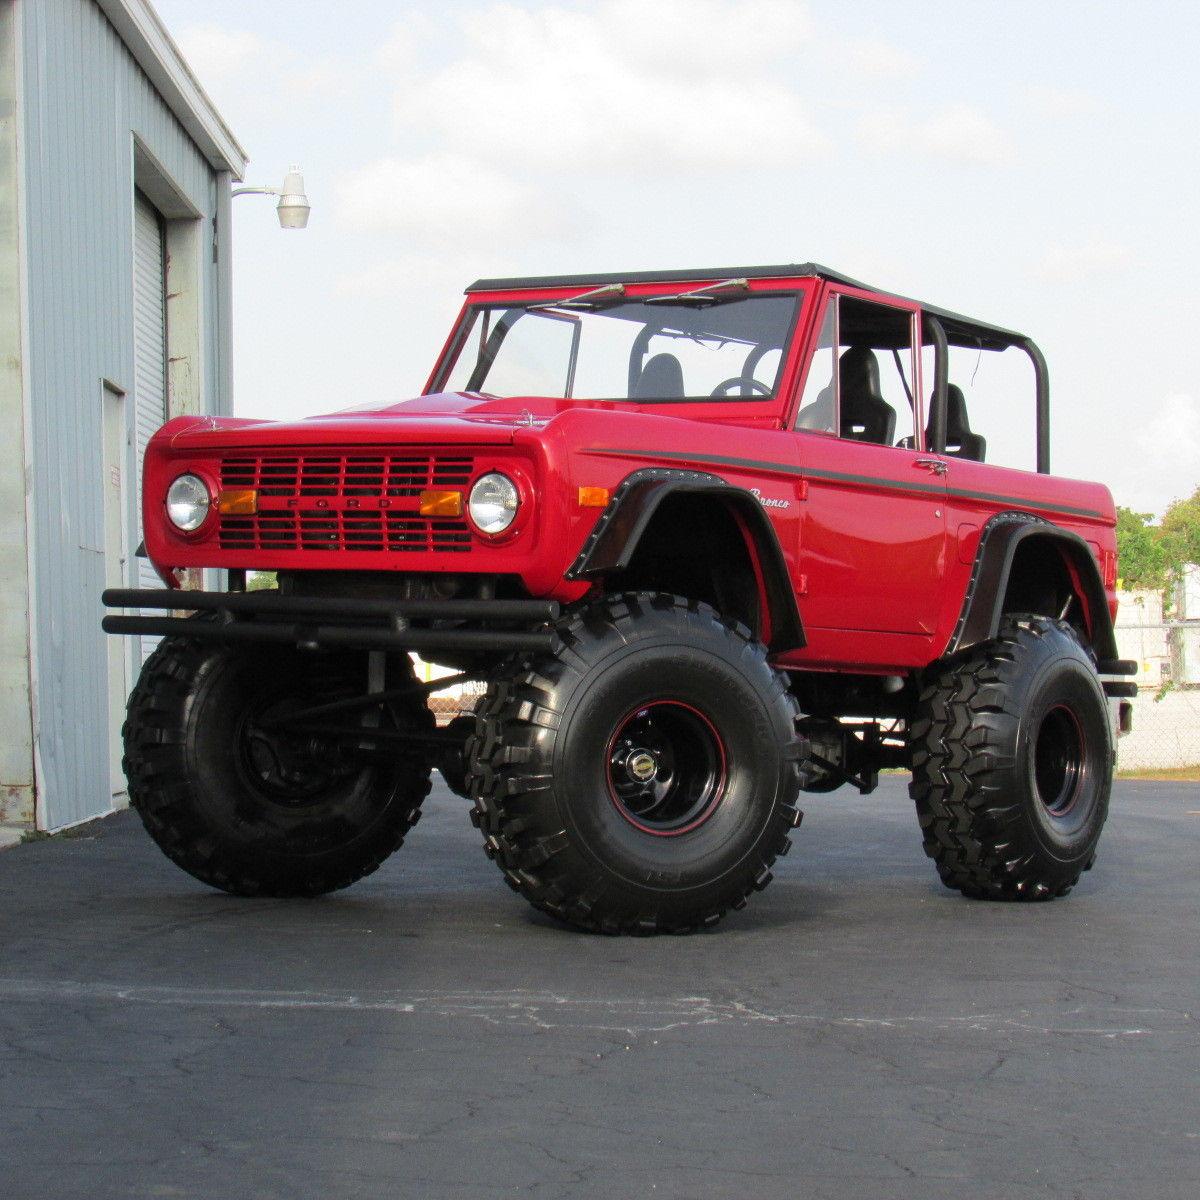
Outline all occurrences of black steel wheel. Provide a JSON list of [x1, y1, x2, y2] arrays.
[[606, 700, 727, 835], [909, 613, 1112, 900], [468, 593, 805, 934], [123, 636, 433, 897]]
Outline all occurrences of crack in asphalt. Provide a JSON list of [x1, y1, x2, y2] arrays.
[[0, 977, 1191, 1038]]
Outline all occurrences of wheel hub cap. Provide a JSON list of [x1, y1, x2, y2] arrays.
[[627, 751, 658, 783]]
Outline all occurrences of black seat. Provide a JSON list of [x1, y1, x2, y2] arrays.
[[633, 353, 685, 399], [838, 347, 896, 445], [940, 385, 986, 461]]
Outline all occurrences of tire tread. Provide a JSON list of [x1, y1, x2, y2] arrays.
[[467, 592, 803, 934], [124, 637, 431, 898], [909, 613, 1107, 901]]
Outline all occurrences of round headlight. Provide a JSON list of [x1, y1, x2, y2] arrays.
[[468, 472, 519, 535], [166, 473, 211, 532]]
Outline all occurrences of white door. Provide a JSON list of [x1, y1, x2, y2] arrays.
[[132, 192, 167, 665]]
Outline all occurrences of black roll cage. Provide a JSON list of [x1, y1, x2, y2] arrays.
[[444, 265, 1053, 468], [923, 315, 1050, 474]]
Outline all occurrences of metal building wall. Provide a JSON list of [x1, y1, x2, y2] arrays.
[[0, 1, 35, 830], [19, 0, 222, 827]]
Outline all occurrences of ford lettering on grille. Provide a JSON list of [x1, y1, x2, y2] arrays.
[[217, 453, 474, 553]]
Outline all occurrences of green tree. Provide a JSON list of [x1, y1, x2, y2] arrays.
[[1115, 506, 1168, 590], [1159, 487, 1200, 572]]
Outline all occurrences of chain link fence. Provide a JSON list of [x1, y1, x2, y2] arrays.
[[1112, 608, 1200, 772], [418, 664, 487, 724]]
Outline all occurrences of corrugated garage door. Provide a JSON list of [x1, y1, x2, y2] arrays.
[[133, 192, 167, 665]]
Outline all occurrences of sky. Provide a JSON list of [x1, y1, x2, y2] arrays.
[[152, 0, 1200, 518]]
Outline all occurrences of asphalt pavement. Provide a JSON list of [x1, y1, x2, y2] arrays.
[[1, 776, 1197, 1200]]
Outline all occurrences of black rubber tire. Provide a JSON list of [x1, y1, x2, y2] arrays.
[[123, 637, 433, 897], [467, 593, 805, 934], [909, 613, 1112, 900]]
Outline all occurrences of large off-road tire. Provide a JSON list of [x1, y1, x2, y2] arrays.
[[467, 593, 805, 934], [124, 637, 433, 897], [909, 613, 1112, 900]]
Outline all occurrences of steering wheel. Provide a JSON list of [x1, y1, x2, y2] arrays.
[[709, 376, 772, 398]]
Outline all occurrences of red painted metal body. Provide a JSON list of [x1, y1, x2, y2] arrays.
[[141, 272, 1118, 674]]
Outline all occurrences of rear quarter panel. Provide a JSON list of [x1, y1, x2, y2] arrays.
[[939, 457, 1119, 642]]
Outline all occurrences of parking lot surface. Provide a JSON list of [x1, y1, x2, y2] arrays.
[[1, 776, 1197, 1200]]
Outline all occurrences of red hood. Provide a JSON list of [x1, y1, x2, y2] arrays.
[[161, 392, 647, 450], [326, 392, 635, 421]]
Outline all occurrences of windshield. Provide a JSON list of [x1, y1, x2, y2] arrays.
[[436, 292, 799, 402]]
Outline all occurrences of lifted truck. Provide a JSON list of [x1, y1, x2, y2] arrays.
[[103, 263, 1136, 934]]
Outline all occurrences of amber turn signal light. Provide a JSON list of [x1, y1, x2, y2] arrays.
[[419, 489, 464, 517], [577, 486, 610, 508], [216, 488, 258, 516]]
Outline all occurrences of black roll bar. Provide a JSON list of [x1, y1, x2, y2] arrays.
[[923, 316, 1051, 474]]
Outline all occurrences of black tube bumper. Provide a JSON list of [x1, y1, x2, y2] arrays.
[[101, 588, 561, 654], [1097, 659, 1138, 700]]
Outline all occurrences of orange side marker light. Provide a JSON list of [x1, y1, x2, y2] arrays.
[[217, 488, 258, 516], [419, 489, 464, 518], [578, 486, 610, 508]]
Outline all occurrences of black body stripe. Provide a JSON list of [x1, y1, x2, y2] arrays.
[[584, 447, 1107, 521]]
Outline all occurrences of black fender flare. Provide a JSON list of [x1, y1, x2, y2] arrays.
[[947, 512, 1118, 661], [566, 468, 805, 653]]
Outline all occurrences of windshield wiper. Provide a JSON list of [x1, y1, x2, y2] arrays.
[[643, 278, 750, 307], [525, 277, 751, 313], [526, 283, 626, 312]]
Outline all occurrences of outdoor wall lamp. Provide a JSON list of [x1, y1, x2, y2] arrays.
[[232, 166, 311, 229]]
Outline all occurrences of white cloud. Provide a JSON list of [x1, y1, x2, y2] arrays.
[[325, 5, 987, 282], [920, 104, 1012, 164], [334, 254, 472, 301], [334, 247, 519, 305], [174, 22, 356, 120], [1118, 393, 1200, 515], [840, 36, 921, 80], [858, 103, 1011, 164], [175, 24, 262, 80], [334, 258, 428, 300], [390, 1, 826, 174], [375, 16, 434, 75], [334, 152, 570, 244], [1021, 84, 1103, 119], [604, 0, 812, 74], [1035, 234, 1134, 283]]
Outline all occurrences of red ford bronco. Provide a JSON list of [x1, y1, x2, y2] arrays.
[[103, 264, 1136, 934]]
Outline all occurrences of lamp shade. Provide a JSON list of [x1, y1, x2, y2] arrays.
[[276, 167, 310, 229]]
